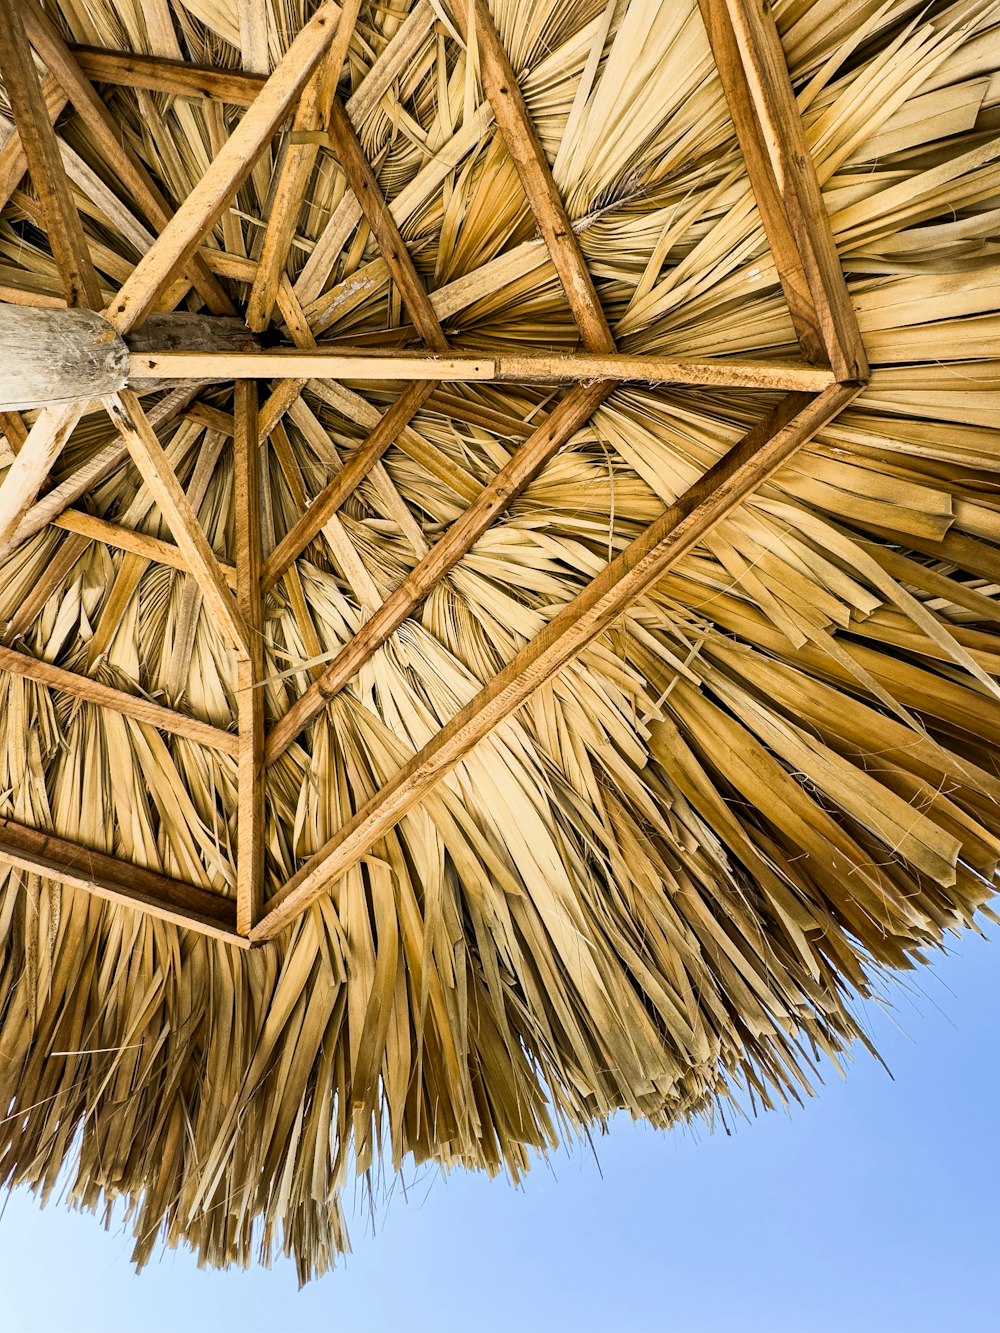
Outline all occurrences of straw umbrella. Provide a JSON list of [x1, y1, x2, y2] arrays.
[[0, 0, 997, 1279]]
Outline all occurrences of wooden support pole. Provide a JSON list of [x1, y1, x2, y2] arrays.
[[252, 382, 860, 941], [0, 0, 102, 309], [233, 381, 265, 935], [0, 815, 246, 945], [0, 643, 238, 755], [104, 2, 343, 334], [127, 348, 836, 391], [265, 378, 613, 763], [105, 390, 250, 655], [697, 0, 867, 381], [0, 306, 127, 409]]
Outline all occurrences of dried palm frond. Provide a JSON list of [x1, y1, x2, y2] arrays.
[[0, 0, 998, 1283]]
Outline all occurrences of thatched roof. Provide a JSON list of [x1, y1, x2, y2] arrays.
[[0, 0, 998, 1280]]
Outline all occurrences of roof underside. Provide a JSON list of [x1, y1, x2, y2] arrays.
[[0, 0, 998, 1279]]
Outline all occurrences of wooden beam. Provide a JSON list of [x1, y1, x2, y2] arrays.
[[0, 402, 85, 548], [0, 385, 198, 558], [233, 381, 265, 935], [51, 507, 237, 586], [325, 93, 450, 351], [697, 0, 867, 381], [0, 642, 238, 755], [246, 0, 361, 332], [0, 71, 66, 208], [127, 348, 836, 391], [0, 0, 102, 309], [0, 815, 246, 945], [252, 383, 859, 941], [22, 0, 235, 317], [103, 2, 343, 334], [265, 378, 613, 763], [238, 0, 270, 75], [105, 390, 250, 655], [446, 0, 613, 354], [262, 379, 437, 591], [0, 306, 127, 410], [68, 45, 266, 106]]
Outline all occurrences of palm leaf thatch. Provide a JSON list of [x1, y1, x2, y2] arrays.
[[0, 0, 998, 1281]]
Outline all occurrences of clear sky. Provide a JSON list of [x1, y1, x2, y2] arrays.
[[1, 927, 997, 1333]]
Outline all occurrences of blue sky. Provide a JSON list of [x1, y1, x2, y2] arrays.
[[1, 927, 997, 1333]]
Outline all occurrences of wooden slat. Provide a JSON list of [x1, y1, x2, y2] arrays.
[[253, 383, 859, 941], [262, 379, 436, 590], [697, 0, 867, 381], [233, 381, 265, 935], [0, 815, 246, 945], [127, 349, 836, 390], [105, 390, 249, 654], [265, 378, 613, 762], [325, 93, 450, 351], [0, 0, 102, 309], [238, 0, 270, 75], [104, 2, 342, 334], [0, 642, 238, 755], [246, 0, 361, 332], [446, 0, 613, 353], [51, 507, 238, 587], [23, 0, 234, 317], [69, 45, 265, 106]]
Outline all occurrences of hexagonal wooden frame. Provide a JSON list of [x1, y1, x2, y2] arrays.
[[0, 0, 868, 946]]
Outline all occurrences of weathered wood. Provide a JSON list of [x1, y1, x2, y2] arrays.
[[265, 379, 613, 762], [0, 0, 103, 309], [0, 815, 246, 945], [68, 45, 266, 106], [446, 0, 613, 354], [262, 380, 437, 591], [22, 0, 235, 317], [0, 642, 238, 755], [105, 389, 250, 654], [0, 305, 127, 409], [233, 381, 265, 935], [253, 383, 860, 941], [127, 347, 835, 390], [697, 0, 867, 382], [105, 2, 343, 334]]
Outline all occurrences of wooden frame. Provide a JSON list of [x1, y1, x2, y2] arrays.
[[0, 1, 868, 945]]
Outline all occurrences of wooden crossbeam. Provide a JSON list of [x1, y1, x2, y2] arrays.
[[105, 390, 250, 655], [265, 379, 613, 763], [0, 73, 67, 207], [68, 45, 266, 106], [128, 349, 835, 390], [446, 0, 613, 354], [262, 380, 437, 591], [233, 383, 266, 934], [0, 643, 238, 755], [0, 402, 86, 549], [253, 383, 859, 941], [0, 0, 102, 309], [246, 0, 361, 332], [0, 816, 246, 945], [51, 508, 237, 587], [23, 0, 234, 317], [698, 0, 867, 381], [105, 2, 343, 334]]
